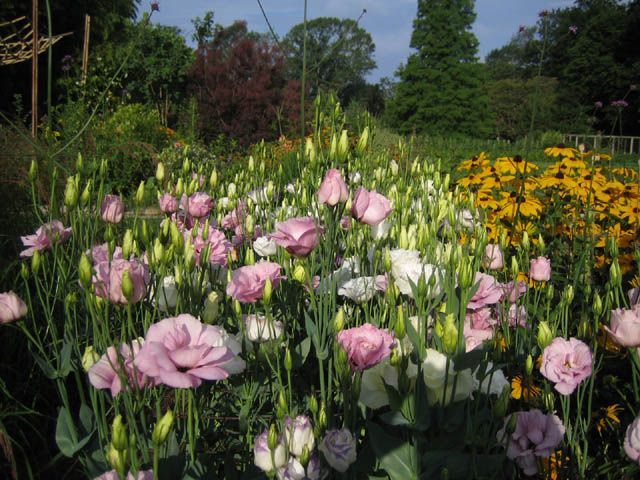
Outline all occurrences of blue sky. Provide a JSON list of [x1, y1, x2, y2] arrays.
[[147, 0, 574, 82]]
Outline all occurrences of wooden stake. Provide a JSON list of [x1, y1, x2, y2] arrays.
[[81, 15, 90, 85], [31, 0, 38, 137]]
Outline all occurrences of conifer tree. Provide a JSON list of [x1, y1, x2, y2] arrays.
[[388, 0, 490, 136]]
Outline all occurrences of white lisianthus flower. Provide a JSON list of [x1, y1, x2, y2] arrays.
[[371, 218, 392, 240], [244, 314, 283, 343], [247, 185, 270, 204], [338, 276, 379, 303], [390, 249, 443, 299], [319, 428, 357, 473], [285, 183, 296, 194], [422, 349, 473, 406], [473, 363, 509, 396], [218, 197, 230, 210], [455, 208, 477, 229], [253, 236, 277, 257], [284, 415, 315, 457], [254, 430, 287, 473], [359, 358, 419, 409], [156, 275, 178, 312], [349, 171, 361, 184]]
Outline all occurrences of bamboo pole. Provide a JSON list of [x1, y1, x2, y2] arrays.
[[81, 15, 90, 85], [31, 0, 39, 137]]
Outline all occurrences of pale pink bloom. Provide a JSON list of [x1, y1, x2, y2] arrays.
[[94, 470, 153, 480], [159, 193, 178, 213], [171, 211, 195, 231], [624, 415, 640, 463], [483, 244, 503, 270], [467, 272, 503, 310], [221, 202, 246, 230], [134, 314, 245, 388], [101, 195, 125, 224], [540, 337, 592, 395], [20, 220, 72, 257], [187, 192, 214, 218], [464, 327, 494, 352], [318, 168, 349, 206], [605, 306, 640, 348], [269, 217, 322, 257], [88, 339, 150, 396], [226, 261, 283, 303], [529, 256, 551, 282], [351, 188, 392, 226], [0, 291, 28, 324], [108, 259, 149, 304], [318, 428, 357, 473], [192, 173, 206, 187], [500, 281, 528, 303], [497, 409, 565, 476], [184, 226, 231, 266], [467, 307, 497, 330], [88, 244, 124, 298], [253, 429, 287, 472], [336, 323, 395, 371], [628, 286, 640, 305], [506, 304, 528, 328], [340, 216, 352, 230]]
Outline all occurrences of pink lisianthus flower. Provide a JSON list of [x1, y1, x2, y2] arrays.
[[497, 409, 565, 476], [318, 168, 349, 206], [158, 193, 178, 213], [605, 305, 640, 348], [88, 339, 150, 396], [467, 272, 503, 310], [464, 308, 496, 351], [134, 314, 245, 388], [540, 337, 592, 395], [108, 259, 149, 304], [20, 220, 72, 257], [624, 415, 640, 463], [187, 192, 214, 218], [226, 261, 283, 303], [483, 244, 504, 270], [500, 280, 528, 303], [94, 470, 153, 480], [351, 188, 392, 226], [221, 202, 246, 230], [269, 217, 323, 257], [101, 194, 125, 224], [336, 323, 395, 371], [0, 291, 28, 324], [184, 225, 231, 266], [529, 256, 551, 282]]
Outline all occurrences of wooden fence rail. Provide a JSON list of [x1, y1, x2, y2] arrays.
[[563, 134, 640, 156]]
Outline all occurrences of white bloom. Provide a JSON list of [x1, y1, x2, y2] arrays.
[[338, 276, 378, 303], [244, 314, 283, 342], [218, 196, 230, 210], [390, 249, 443, 299], [210, 326, 246, 374], [423, 349, 473, 406], [473, 363, 509, 396], [455, 208, 476, 229], [156, 276, 178, 312], [285, 183, 296, 194], [359, 358, 418, 409], [371, 218, 392, 240], [284, 415, 315, 457], [316, 256, 361, 294], [248, 186, 269, 204], [254, 430, 287, 473], [253, 236, 277, 257], [349, 171, 361, 184], [319, 429, 357, 473]]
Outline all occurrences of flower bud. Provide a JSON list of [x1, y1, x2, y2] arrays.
[[308, 396, 318, 415], [64, 177, 78, 209], [107, 444, 127, 475], [263, 277, 273, 305], [268, 424, 279, 450], [174, 264, 183, 286], [245, 248, 255, 266], [28, 159, 37, 181], [318, 403, 327, 430], [546, 283, 554, 301], [333, 307, 345, 333], [182, 158, 191, 175], [209, 169, 218, 189], [356, 126, 369, 155], [80, 180, 92, 207], [493, 385, 510, 418], [506, 412, 518, 435], [82, 346, 100, 372], [135, 181, 145, 206], [292, 265, 307, 284], [592, 292, 602, 317], [520, 231, 530, 251], [31, 250, 41, 274], [338, 130, 349, 160], [394, 306, 405, 340], [175, 178, 184, 197], [544, 392, 555, 412], [111, 415, 128, 451], [100, 159, 108, 177], [383, 248, 392, 272], [155, 162, 165, 184], [21, 263, 29, 281], [234, 299, 242, 317], [536, 321, 554, 350], [443, 313, 458, 355], [170, 221, 183, 250], [510, 257, 519, 280], [305, 137, 316, 164], [525, 354, 533, 376], [121, 270, 134, 301], [330, 134, 338, 159], [202, 291, 220, 324], [79, 253, 93, 289], [152, 410, 174, 445], [284, 348, 293, 371], [562, 285, 574, 305], [300, 445, 311, 468], [122, 229, 134, 259], [389, 348, 401, 366], [610, 260, 621, 286]]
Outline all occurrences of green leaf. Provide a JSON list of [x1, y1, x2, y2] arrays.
[[55, 407, 93, 458], [58, 340, 74, 377], [31, 351, 56, 379], [367, 421, 417, 480], [452, 348, 486, 372], [79, 403, 94, 434]]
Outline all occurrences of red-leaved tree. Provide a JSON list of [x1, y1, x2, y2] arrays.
[[190, 21, 304, 146]]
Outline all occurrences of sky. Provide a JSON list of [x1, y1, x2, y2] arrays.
[[147, 0, 575, 82]]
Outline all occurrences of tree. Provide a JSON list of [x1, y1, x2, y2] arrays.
[[190, 21, 302, 146], [283, 17, 376, 98], [387, 0, 490, 136]]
